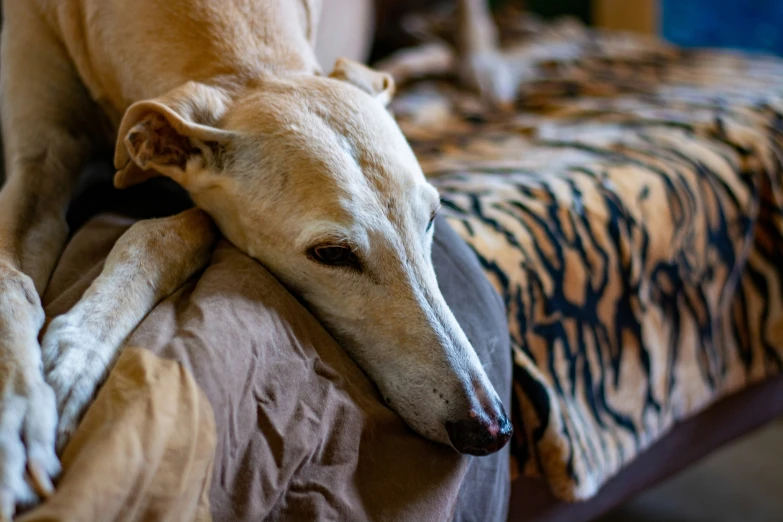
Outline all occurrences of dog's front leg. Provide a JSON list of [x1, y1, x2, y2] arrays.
[[0, 3, 102, 515], [41, 209, 218, 452]]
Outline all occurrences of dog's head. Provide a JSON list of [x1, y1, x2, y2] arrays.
[[114, 59, 511, 455]]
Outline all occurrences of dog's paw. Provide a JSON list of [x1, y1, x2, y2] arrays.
[[0, 371, 61, 519], [0, 377, 62, 516], [41, 314, 115, 453], [0, 267, 61, 519]]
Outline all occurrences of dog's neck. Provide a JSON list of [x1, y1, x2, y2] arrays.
[[187, 0, 325, 122], [239, 0, 322, 77], [185, 0, 329, 104], [82, 0, 325, 129]]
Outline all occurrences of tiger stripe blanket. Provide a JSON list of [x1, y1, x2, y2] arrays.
[[387, 11, 783, 500]]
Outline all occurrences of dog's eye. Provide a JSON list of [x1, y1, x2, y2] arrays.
[[427, 204, 440, 232], [309, 245, 361, 270]]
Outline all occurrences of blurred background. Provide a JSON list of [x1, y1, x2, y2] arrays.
[[372, 0, 783, 65], [527, 0, 783, 55]]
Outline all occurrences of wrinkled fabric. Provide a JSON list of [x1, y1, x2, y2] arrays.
[[28, 212, 511, 522], [18, 347, 215, 522]]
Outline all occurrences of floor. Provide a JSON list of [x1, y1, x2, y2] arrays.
[[599, 419, 783, 522]]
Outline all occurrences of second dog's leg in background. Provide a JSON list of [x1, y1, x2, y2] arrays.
[[457, 0, 501, 56], [373, 0, 522, 106], [457, 0, 521, 106], [41, 209, 218, 452]]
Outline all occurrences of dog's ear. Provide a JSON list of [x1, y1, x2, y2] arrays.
[[114, 82, 235, 190], [329, 58, 395, 107]]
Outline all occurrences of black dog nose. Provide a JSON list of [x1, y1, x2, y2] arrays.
[[445, 406, 513, 456]]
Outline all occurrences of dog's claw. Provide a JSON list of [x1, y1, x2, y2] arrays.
[[0, 488, 14, 521], [27, 460, 55, 499], [54, 396, 85, 455]]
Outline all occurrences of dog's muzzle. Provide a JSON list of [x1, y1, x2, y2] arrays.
[[445, 402, 513, 456]]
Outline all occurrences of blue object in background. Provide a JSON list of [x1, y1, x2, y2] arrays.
[[662, 0, 783, 55]]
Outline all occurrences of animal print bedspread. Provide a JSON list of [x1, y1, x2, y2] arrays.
[[386, 10, 783, 501]]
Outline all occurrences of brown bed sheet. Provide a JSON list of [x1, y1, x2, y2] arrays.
[[20, 210, 512, 522]]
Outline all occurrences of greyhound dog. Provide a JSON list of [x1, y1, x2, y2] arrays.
[[0, 0, 517, 516]]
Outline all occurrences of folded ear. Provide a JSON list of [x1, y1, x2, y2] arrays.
[[329, 57, 395, 107], [114, 82, 235, 191]]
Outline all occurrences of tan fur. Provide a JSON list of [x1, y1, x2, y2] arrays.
[[0, 0, 512, 517]]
